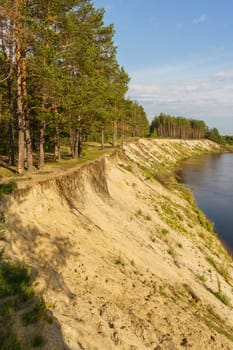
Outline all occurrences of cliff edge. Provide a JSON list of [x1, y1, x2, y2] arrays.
[[1, 138, 233, 350]]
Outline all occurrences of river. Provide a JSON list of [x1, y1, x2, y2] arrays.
[[178, 153, 233, 251]]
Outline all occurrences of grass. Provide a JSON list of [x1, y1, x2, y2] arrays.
[[0, 331, 22, 350], [0, 182, 17, 196], [0, 258, 33, 300], [0, 145, 110, 182], [49, 147, 108, 170], [31, 335, 44, 347], [150, 234, 156, 243], [161, 228, 169, 235], [212, 290, 231, 306], [139, 162, 175, 187], [176, 242, 183, 249], [22, 298, 53, 325], [119, 163, 133, 173], [196, 208, 214, 232], [210, 278, 231, 306], [0, 251, 52, 348], [199, 305, 233, 342], [206, 256, 231, 283], [114, 256, 125, 266], [158, 200, 188, 236], [0, 254, 33, 348], [135, 209, 151, 221], [197, 274, 207, 283], [167, 247, 176, 258]]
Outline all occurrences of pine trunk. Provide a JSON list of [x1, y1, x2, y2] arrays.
[[54, 125, 61, 161], [8, 122, 15, 165], [25, 119, 33, 171], [112, 120, 117, 147], [22, 55, 33, 172], [101, 127, 104, 150], [70, 130, 75, 159], [78, 129, 82, 157], [70, 129, 79, 159], [39, 120, 45, 169], [7, 21, 15, 165], [15, 4, 25, 174]]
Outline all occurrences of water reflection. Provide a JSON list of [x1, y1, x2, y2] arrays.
[[179, 153, 233, 250]]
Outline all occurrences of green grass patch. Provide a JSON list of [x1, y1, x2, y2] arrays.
[[206, 256, 231, 283], [46, 147, 108, 170], [0, 331, 22, 350], [22, 298, 53, 326], [199, 306, 233, 342], [139, 163, 175, 187], [197, 274, 207, 283], [161, 228, 169, 235], [212, 290, 231, 306], [0, 252, 52, 348], [0, 259, 33, 300], [0, 182, 17, 196], [196, 208, 214, 232], [158, 200, 188, 236], [31, 334, 44, 347]]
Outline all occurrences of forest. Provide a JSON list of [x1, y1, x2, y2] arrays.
[[150, 113, 233, 145], [0, 0, 149, 174], [150, 113, 208, 139]]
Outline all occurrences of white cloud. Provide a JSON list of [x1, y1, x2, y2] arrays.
[[215, 71, 233, 78], [192, 14, 208, 25], [129, 53, 233, 85], [127, 52, 233, 133], [128, 74, 233, 123]]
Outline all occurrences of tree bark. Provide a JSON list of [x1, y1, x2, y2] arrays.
[[70, 129, 79, 159], [78, 129, 82, 157], [22, 54, 33, 172], [54, 124, 61, 161], [101, 127, 104, 150], [112, 119, 117, 147], [15, 0, 25, 174], [39, 120, 45, 169]]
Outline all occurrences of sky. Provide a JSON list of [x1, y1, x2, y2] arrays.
[[92, 0, 233, 134]]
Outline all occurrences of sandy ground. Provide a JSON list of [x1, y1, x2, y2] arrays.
[[1, 138, 233, 349]]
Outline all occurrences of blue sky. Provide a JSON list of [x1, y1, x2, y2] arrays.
[[93, 0, 233, 134]]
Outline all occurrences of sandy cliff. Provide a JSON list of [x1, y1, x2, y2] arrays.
[[2, 138, 233, 350]]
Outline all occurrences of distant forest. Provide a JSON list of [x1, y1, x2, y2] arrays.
[[150, 113, 233, 145], [0, 0, 149, 173]]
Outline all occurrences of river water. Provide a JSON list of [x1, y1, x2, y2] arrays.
[[178, 153, 233, 251]]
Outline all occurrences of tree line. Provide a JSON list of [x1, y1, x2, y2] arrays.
[[0, 0, 149, 173], [150, 113, 207, 139], [150, 113, 233, 145]]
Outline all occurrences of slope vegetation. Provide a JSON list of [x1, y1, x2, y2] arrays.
[[1, 138, 233, 350]]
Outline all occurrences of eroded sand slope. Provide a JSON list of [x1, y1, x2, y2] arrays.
[[2, 139, 233, 350]]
